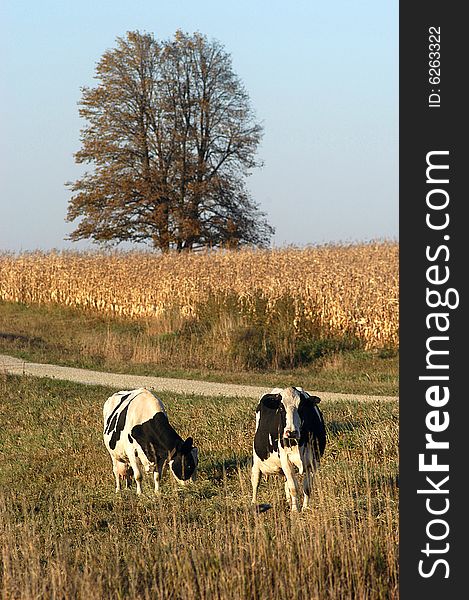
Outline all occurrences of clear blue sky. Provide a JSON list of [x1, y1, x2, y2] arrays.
[[0, 0, 398, 252]]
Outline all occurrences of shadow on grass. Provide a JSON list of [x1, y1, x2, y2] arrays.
[[203, 455, 251, 482], [0, 332, 71, 359], [326, 420, 363, 435], [0, 332, 46, 347]]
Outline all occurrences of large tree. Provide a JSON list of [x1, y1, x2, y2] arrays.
[[66, 30, 274, 251]]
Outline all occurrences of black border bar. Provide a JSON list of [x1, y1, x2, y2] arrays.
[[399, 2, 465, 597]]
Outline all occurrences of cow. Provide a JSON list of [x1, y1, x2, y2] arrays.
[[103, 388, 198, 495], [251, 386, 326, 512]]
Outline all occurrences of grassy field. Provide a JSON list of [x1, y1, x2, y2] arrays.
[[0, 374, 398, 599], [0, 300, 398, 396]]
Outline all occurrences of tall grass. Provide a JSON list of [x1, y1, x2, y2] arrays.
[[0, 299, 398, 394], [0, 243, 398, 365], [0, 374, 398, 599]]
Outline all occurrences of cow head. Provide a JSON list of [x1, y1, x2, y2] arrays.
[[258, 387, 300, 446], [169, 437, 199, 485], [259, 387, 321, 448]]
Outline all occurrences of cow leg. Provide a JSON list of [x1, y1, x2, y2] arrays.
[[134, 469, 143, 495], [280, 455, 300, 512], [284, 479, 292, 508], [153, 471, 160, 494], [285, 475, 299, 511], [128, 454, 143, 495], [302, 468, 314, 510], [153, 458, 168, 495], [251, 460, 261, 505], [154, 461, 165, 495], [124, 466, 133, 489], [112, 459, 121, 493]]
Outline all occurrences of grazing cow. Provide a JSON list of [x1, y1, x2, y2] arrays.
[[103, 388, 198, 495], [251, 386, 326, 512]]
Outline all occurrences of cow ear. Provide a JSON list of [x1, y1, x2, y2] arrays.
[[259, 393, 281, 410], [181, 437, 193, 453], [297, 389, 321, 404]]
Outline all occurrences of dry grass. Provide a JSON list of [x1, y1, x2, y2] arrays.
[[0, 299, 398, 394], [0, 242, 398, 355], [0, 374, 398, 599]]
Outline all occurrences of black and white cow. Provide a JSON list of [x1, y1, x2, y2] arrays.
[[103, 388, 198, 495], [251, 386, 326, 512]]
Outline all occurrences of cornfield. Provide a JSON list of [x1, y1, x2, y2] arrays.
[[0, 241, 398, 350]]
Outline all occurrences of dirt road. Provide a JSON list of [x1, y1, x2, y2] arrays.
[[0, 353, 398, 402]]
